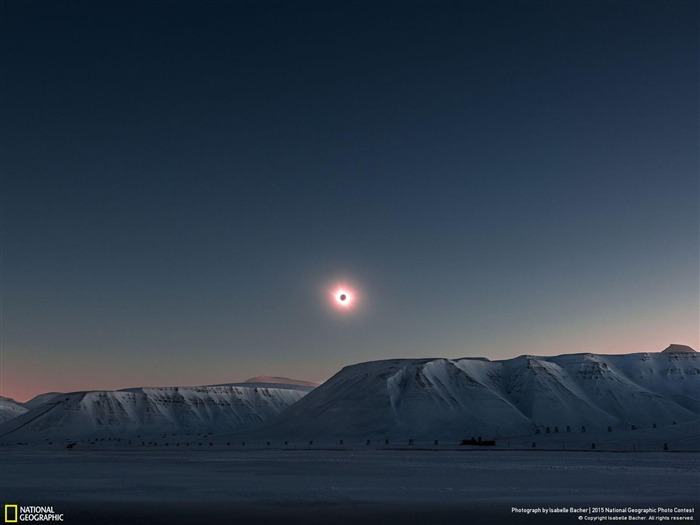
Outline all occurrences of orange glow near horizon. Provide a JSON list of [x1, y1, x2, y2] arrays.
[[3, 338, 698, 403]]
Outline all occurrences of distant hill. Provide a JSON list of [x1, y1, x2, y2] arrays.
[[662, 344, 696, 353], [244, 376, 320, 388]]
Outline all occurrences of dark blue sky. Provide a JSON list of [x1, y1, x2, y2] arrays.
[[2, 1, 698, 400]]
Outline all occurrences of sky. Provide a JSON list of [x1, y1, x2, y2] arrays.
[[1, 1, 698, 401]]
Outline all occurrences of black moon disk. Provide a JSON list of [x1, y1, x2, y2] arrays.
[[339, 294, 347, 301]]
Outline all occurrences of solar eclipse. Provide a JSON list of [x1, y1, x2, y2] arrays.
[[330, 285, 356, 312]]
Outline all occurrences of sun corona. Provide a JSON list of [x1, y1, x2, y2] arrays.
[[330, 285, 356, 312]]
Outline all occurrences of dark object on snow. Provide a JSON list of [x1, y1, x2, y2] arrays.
[[460, 438, 496, 446]]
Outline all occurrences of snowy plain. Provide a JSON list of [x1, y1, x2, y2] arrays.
[[1, 448, 697, 524]]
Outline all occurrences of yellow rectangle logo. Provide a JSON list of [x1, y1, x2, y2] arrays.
[[4, 504, 18, 523]]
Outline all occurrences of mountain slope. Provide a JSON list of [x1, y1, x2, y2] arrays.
[[0, 383, 312, 442], [0, 397, 28, 423], [22, 392, 63, 411], [241, 348, 699, 441]]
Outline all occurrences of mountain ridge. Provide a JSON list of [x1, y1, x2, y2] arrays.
[[2, 348, 697, 444], [234, 348, 699, 441], [0, 383, 313, 442]]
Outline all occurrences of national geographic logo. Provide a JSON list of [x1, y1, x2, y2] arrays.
[[4, 505, 17, 523], [3, 505, 64, 522]]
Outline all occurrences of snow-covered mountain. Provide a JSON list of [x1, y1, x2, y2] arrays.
[[0, 397, 28, 423], [4, 347, 698, 445], [241, 346, 699, 441], [0, 382, 312, 442]]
